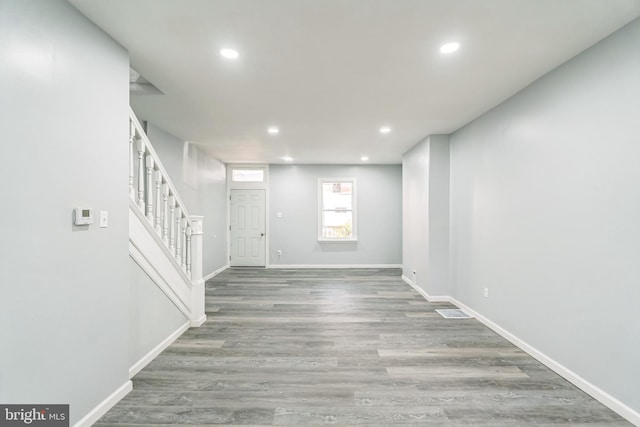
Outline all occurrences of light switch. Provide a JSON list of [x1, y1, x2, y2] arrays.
[[276, 212, 283, 218], [99, 211, 109, 228]]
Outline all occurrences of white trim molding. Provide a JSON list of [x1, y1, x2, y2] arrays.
[[129, 321, 190, 378], [401, 275, 640, 425], [129, 202, 206, 325], [191, 314, 207, 327], [129, 242, 191, 317], [317, 177, 357, 241], [190, 278, 206, 327], [452, 300, 640, 426], [226, 164, 270, 267], [401, 275, 452, 303], [227, 164, 269, 190], [73, 381, 132, 427], [203, 264, 230, 282], [269, 264, 402, 269]]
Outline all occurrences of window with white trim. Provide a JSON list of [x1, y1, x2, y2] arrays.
[[231, 168, 264, 182], [318, 178, 357, 241], [227, 164, 268, 190]]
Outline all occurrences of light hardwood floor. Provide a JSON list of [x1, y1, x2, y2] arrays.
[[96, 268, 630, 426]]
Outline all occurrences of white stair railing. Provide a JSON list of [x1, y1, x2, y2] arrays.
[[128, 109, 201, 281]]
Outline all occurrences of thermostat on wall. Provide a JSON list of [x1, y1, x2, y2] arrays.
[[74, 208, 94, 225]]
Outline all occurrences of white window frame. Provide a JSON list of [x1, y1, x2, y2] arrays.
[[231, 168, 264, 183], [227, 164, 268, 190], [318, 177, 357, 242]]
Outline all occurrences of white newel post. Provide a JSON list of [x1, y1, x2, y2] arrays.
[[189, 215, 206, 326], [128, 109, 208, 332]]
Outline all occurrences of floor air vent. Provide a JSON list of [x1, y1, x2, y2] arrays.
[[436, 309, 473, 319]]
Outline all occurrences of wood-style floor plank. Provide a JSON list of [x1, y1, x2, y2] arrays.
[[96, 268, 630, 426]]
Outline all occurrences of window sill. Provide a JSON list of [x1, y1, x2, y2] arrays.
[[318, 238, 358, 243]]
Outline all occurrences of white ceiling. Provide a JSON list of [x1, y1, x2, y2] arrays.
[[69, 0, 640, 164]]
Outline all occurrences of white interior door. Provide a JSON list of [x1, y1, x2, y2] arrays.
[[230, 189, 266, 266]]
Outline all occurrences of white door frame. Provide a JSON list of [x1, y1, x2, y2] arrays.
[[229, 189, 266, 266], [227, 164, 269, 267]]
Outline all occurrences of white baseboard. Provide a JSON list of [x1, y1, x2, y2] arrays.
[[450, 299, 640, 426], [401, 275, 453, 303], [400, 275, 640, 426], [268, 264, 402, 269], [73, 380, 132, 427], [129, 321, 190, 378], [400, 274, 415, 287], [190, 314, 207, 327], [203, 264, 229, 282]]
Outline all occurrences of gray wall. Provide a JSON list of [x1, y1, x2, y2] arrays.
[[0, 0, 130, 423], [269, 164, 402, 266], [129, 258, 188, 366], [402, 135, 450, 295], [449, 18, 640, 413], [145, 123, 228, 276], [428, 137, 450, 294]]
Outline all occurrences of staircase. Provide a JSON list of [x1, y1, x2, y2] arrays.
[[127, 107, 206, 327]]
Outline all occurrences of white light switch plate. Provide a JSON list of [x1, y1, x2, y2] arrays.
[[99, 211, 108, 228]]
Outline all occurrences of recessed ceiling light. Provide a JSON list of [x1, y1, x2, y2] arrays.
[[267, 127, 279, 135], [379, 126, 391, 134], [361, 156, 369, 162], [440, 42, 460, 54], [220, 48, 239, 59], [282, 156, 293, 162]]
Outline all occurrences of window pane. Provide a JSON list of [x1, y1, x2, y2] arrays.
[[322, 182, 352, 210], [232, 169, 264, 182], [322, 211, 353, 239], [319, 178, 356, 240]]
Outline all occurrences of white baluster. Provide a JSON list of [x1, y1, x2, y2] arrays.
[[186, 224, 192, 278], [154, 170, 162, 234], [181, 217, 188, 270], [169, 195, 176, 255], [162, 183, 169, 245], [136, 139, 146, 210], [175, 207, 182, 265], [129, 120, 136, 200], [145, 155, 154, 221]]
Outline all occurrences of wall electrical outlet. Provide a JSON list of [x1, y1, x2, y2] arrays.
[[483, 287, 489, 298]]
